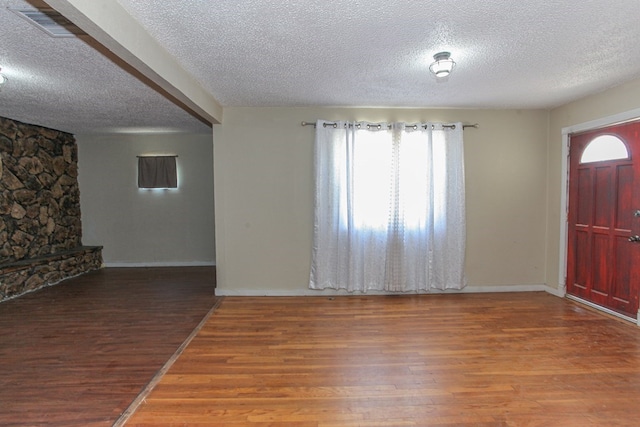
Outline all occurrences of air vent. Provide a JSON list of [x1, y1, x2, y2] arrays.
[[10, 8, 85, 38]]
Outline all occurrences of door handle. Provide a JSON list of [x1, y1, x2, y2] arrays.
[[629, 235, 640, 242]]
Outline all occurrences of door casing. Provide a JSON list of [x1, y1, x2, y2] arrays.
[[566, 124, 639, 317], [559, 107, 640, 324]]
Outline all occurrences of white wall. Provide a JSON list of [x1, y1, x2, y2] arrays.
[[77, 132, 215, 266], [213, 107, 550, 295], [74, 76, 640, 292]]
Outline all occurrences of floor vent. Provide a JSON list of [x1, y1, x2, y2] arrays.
[[10, 8, 85, 38]]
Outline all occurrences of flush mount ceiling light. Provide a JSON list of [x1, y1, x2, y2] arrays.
[[429, 51, 456, 78], [0, 68, 7, 89]]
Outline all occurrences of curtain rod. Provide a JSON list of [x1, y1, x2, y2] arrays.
[[301, 121, 478, 130], [136, 155, 179, 158]]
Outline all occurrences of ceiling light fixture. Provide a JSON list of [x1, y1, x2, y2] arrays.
[[0, 68, 7, 89], [429, 52, 456, 78]]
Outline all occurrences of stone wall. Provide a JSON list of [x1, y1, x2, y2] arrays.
[[0, 116, 102, 301], [0, 246, 102, 301]]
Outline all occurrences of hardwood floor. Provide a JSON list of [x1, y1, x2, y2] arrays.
[[0, 267, 217, 427], [126, 293, 640, 426], [3, 277, 639, 427]]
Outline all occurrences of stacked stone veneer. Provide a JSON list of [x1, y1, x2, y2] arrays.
[[0, 116, 102, 301]]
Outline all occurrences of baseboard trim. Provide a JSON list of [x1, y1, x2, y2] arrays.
[[543, 285, 566, 298], [104, 261, 215, 268], [216, 283, 561, 297]]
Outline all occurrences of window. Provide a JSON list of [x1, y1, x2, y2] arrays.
[[137, 156, 178, 189], [310, 121, 466, 292], [580, 134, 629, 163], [346, 126, 446, 230]]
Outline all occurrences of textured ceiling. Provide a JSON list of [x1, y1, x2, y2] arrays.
[[2, 0, 640, 134], [115, 0, 640, 109], [0, 0, 211, 134]]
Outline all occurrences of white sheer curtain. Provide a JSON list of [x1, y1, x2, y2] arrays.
[[310, 120, 466, 292]]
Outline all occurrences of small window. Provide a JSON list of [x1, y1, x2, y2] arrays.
[[138, 156, 178, 189], [580, 135, 629, 164]]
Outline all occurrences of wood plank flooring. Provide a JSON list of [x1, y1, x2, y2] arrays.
[[126, 293, 640, 426], [0, 267, 217, 426]]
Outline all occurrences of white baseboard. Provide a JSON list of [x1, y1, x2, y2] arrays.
[[104, 261, 215, 267], [543, 285, 566, 298], [216, 283, 561, 297]]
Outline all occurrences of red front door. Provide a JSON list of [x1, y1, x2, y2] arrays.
[[566, 121, 640, 319]]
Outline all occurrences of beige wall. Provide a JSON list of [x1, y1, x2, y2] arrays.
[[77, 132, 215, 266], [214, 107, 550, 294], [546, 78, 640, 291]]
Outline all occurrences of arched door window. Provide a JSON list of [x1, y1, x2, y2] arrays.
[[580, 134, 629, 163]]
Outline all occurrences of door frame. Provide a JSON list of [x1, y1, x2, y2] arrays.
[[559, 107, 640, 325]]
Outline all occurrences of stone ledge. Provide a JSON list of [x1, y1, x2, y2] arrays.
[[0, 246, 103, 302], [0, 246, 103, 272]]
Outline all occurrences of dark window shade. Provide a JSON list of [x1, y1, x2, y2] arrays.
[[138, 156, 177, 188]]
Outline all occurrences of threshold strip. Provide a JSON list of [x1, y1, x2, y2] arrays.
[[112, 296, 225, 427]]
